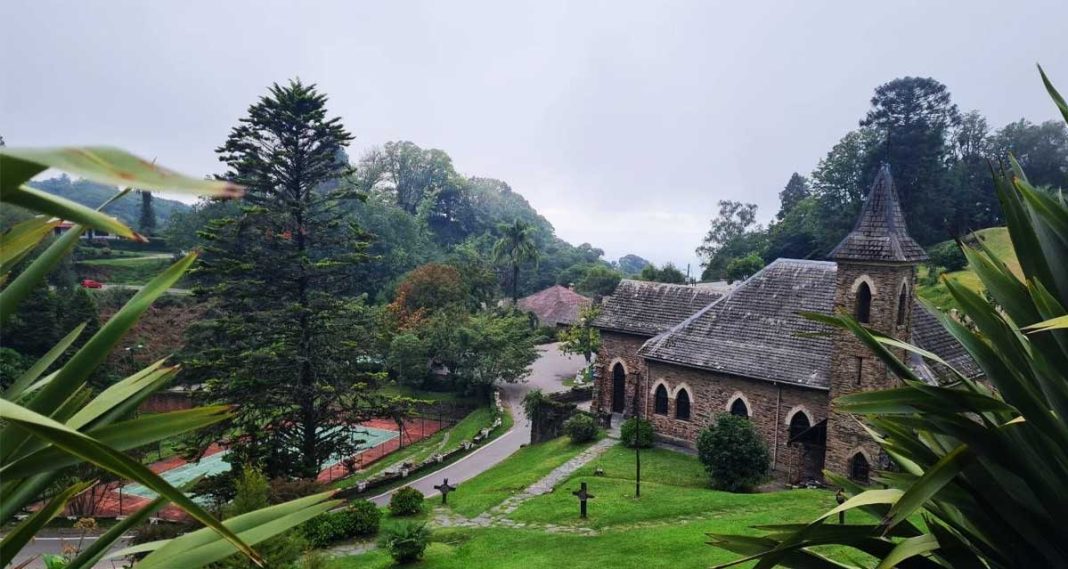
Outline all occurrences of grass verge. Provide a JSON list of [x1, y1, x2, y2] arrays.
[[445, 436, 600, 518]]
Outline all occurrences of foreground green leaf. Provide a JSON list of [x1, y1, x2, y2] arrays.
[[0, 400, 263, 566]]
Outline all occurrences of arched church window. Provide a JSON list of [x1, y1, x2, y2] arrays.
[[850, 453, 871, 483], [788, 410, 811, 440], [675, 389, 691, 420], [611, 363, 626, 413], [856, 282, 872, 324], [729, 398, 749, 418], [654, 385, 669, 415], [897, 283, 908, 326]]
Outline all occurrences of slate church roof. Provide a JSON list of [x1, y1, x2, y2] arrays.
[[910, 306, 983, 380], [516, 285, 591, 327], [592, 280, 728, 337], [830, 164, 929, 263], [639, 258, 983, 389], [640, 259, 839, 388]]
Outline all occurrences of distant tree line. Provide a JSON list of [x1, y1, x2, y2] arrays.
[[697, 76, 1068, 280]]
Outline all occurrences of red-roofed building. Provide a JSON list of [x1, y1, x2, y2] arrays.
[[517, 285, 592, 328]]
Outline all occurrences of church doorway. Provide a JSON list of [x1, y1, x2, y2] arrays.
[[611, 363, 626, 413]]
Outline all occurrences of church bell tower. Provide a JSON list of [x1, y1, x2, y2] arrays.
[[825, 164, 928, 479]]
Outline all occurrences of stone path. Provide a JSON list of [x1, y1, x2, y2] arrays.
[[484, 437, 616, 517], [424, 437, 615, 534]]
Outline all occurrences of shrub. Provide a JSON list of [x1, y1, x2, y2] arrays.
[[339, 499, 381, 537], [563, 413, 598, 443], [389, 486, 424, 516], [301, 499, 381, 547], [301, 514, 343, 548], [696, 414, 769, 492], [220, 467, 307, 569], [379, 522, 431, 564], [620, 417, 654, 448], [927, 240, 967, 271], [268, 477, 324, 504]]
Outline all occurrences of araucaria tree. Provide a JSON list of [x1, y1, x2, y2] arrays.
[[139, 189, 156, 235], [493, 219, 538, 304], [188, 80, 377, 478]]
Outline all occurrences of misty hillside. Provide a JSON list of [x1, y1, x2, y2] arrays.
[[30, 175, 191, 229]]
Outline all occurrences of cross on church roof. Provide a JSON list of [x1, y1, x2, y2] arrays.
[[830, 164, 928, 263]]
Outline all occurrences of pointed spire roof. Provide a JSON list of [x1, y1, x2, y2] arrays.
[[830, 164, 928, 263]]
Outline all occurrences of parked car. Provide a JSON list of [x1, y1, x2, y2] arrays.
[[80, 278, 104, 289]]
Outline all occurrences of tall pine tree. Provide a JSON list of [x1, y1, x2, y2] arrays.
[[187, 80, 379, 478], [139, 190, 156, 235]]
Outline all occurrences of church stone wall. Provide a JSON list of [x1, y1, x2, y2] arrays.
[[825, 262, 916, 475], [593, 330, 649, 416], [644, 360, 829, 478]]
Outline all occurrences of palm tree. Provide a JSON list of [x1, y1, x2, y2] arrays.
[[492, 219, 538, 304]]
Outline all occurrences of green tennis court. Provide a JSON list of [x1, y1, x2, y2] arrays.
[[123, 425, 398, 500]]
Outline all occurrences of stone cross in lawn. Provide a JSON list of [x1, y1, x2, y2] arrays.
[[434, 478, 457, 504], [572, 481, 594, 518]]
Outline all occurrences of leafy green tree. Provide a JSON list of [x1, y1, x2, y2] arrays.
[[187, 79, 379, 478], [387, 333, 429, 385], [950, 110, 1000, 231], [776, 173, 810, 220], [989, 118, 1068, 190], [575, 265, 622, 298], [696, 201, 763, 280], [453, 311, 538, 392], [639, 262, 688, 284], [765, 196, 824, 261], [556, 262, 592, 289], [558, 305, 602, 367], [616, 253, 651, 276], [493, 219, 539, 304], [139, 190, 157, 235], [724, 253, 764, 283], [696, 414, 769, 492], [927, 240, 967, 271]]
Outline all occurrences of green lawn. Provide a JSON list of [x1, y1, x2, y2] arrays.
[[918, 227, 1019, 311], [446, 436, 600, 518], [332, 445, 870, 568], [510, 445, 832, 529]]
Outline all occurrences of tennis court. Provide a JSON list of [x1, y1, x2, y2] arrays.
[[123, 425, 398, 500]]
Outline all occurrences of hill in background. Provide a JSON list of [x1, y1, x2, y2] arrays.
[[918, 227, 1019, 311], [31, 174, 191, 229]]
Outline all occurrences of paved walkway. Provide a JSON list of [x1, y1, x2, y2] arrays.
[[480, 437, 616, 519], [368, 343, 583, 506]]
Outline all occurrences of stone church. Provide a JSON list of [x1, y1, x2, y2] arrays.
[[592, 165, 982, 483]]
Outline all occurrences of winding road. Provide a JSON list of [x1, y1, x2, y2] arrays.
[[369, 342, 583, 505]]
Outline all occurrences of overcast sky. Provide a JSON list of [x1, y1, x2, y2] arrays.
[[2, 1, 1066, 270]]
